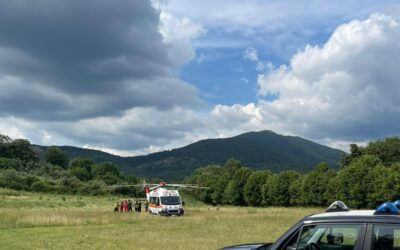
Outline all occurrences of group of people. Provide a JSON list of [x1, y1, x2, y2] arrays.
[[114, 199, 149, 213]]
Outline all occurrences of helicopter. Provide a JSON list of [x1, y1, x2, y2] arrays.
[[110, 181, 208, 216]]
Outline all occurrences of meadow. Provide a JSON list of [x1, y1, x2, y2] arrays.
[[0, 188, 322, 250]]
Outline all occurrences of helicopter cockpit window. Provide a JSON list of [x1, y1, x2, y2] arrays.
[[160, 196, 181, 205]]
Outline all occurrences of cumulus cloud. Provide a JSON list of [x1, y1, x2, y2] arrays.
[[0, 0, 200, 121], [244, 47, 266, 71], [159, 11, 206, 65], [217, 15, 400, 145]]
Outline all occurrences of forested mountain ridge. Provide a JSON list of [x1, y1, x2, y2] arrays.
[[38, 130, 345, 180]]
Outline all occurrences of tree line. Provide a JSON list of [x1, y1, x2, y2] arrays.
[[0, 134, 141, 196], [187, 137, 400, 209]]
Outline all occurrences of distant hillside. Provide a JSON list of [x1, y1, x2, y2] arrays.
[[38, 130, 345, 181]]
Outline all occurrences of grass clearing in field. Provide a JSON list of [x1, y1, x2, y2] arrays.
[[0, 188, 322, 249]]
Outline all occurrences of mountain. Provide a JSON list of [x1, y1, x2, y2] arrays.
[[39, 130, 345, 181]]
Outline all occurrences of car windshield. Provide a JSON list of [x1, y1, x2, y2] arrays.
[[160, 196, 181, 205]]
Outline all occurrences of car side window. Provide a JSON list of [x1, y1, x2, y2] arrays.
[[371, 225, 400, 250], [290, 224, 361, 250]]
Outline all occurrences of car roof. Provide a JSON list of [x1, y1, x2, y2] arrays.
[[309, 210, 375, 218], [302, 210, 400, 224]]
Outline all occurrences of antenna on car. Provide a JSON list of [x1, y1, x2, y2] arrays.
[[325, 201, 349, 212]]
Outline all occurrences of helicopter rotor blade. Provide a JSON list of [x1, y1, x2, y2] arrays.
[[108, 183, 210, 190], [162, 184, 210, 189], [108, 184, 144, 189]]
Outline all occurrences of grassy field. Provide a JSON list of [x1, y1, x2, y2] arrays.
[[0, 188, 322, 250]]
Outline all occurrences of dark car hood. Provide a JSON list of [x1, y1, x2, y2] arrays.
[[219, 243, 272, 250]]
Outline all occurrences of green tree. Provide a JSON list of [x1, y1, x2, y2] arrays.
[[101, 172, 120, 185], [340, 137, 400, 167], [0, 134, 12, 158], [0, 169, 27, 190], [188, 165, 226, 204], [45, 146, 69, 168], [69, 166, 91, 181], [243, 170, 271, 206], [301, 162, 336, 206], [0, 157, 23, 170], [263, 170, 300, 206], [8, 139, 38, 162], [368, 163, 400, 205], [57, 176, 81, 194], [69, 158, 94, 172], [211, 172, 230, 204], [92, 162, 119, 177], [223, 158, 242, 175], [68, 158, 94, 181], [224, 167, 251, 205], [335, 155, 381, 208], [125, 175, 139, 184], [31, 179, 52, 192], [262, 174, 275, 205], [289, 176, 304, 206], [341, 144, 363, 166], [366, 138, 400, 166]]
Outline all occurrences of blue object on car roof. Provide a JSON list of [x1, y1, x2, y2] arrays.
[[393, 200, 400, 210], [374, 202, 400, 215]]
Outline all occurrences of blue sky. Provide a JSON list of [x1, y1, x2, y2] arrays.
[[0, 0, 400, 155]]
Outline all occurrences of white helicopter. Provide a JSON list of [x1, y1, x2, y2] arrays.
[[111, 181, 208, 216]]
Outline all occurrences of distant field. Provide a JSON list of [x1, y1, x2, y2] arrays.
[[0, 188, 322, 250]]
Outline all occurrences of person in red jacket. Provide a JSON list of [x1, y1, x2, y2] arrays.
[[123, 200, 128, 212]]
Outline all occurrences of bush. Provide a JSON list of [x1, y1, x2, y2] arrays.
[[0, 157, 24, 170], [0, 169, 29, 190], [31, 180, 53, 192]]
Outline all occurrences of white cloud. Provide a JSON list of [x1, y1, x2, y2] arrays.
[[233, 14, 400, 142], [0, 118, 28, 140], [159, 11, 206, 65], [244, 47, 265, 71], [244, 47, 258, 61], [41, 131, 54, 145]]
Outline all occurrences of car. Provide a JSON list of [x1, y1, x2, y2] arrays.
[[220, 201, 400, 250]]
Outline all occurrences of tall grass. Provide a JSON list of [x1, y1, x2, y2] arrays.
[[0, 188, 322, 250]]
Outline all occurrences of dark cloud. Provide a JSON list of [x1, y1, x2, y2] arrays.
[[0, 0, 199, 120]]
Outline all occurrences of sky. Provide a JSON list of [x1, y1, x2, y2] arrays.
[[1, 0, 400, 155]]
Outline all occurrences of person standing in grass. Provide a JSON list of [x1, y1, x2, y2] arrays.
[[123, 200, 128, 212], [114, 202, 119, 212], [128, 200, 133, 212], [119, 201, 124, 213], [134, 200, 140, 212]]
